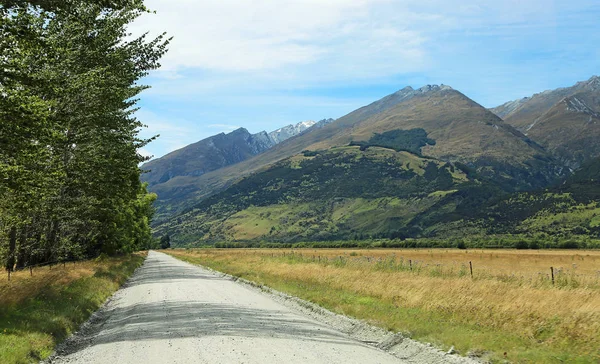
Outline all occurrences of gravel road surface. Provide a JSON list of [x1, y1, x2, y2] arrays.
[[47, 251, 475, 364]]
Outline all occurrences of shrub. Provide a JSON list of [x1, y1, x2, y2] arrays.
[[514, 240, 529, 249]]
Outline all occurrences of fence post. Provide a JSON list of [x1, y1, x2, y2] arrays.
[[469, 261, 473, 278], [30, 266, 33, 276], [409, 259, 412, 271], [550, 267, 555, 285]]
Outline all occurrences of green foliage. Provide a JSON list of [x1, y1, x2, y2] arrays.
[[0, 0, 168, 269], [210, 235, 600, 250], [160, 235, 171, 249], [349, 128, 435, 155]]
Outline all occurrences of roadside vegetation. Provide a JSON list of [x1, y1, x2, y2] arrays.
[[166, 248, 600, 363], [0, 252, 145, 363], [211, 235, 600, 250]]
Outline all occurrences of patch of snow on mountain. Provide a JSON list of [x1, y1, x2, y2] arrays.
[[268, 120, 317, 144]]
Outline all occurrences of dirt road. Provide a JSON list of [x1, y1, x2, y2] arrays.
[[48, 251, 468, 364]]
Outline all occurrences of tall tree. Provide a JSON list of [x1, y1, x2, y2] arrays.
[[0, 0, 168, 271]]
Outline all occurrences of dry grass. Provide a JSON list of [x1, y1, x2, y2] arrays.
[[0, 252, 146, 363], [167, 248, 600, 363]]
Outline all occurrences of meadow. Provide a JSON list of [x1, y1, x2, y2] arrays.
[[0, 253, 146, 363], [167, 248, 600, 363]]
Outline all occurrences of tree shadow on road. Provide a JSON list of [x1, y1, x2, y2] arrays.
[[55, 254, 366, 357], [58, 300, 361, 357]]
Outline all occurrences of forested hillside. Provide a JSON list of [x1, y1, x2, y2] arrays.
[[0, 0, 168, 272], [154, 143, 484, 244], [156, 147, 600, 246]]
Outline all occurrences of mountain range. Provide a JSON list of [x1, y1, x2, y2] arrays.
[[143, 76, 600, 246], [141, 119, 333, 215]]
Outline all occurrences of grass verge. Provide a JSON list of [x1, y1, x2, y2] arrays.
[[165, 248, 600, 363], [0, 252, 146, 363]]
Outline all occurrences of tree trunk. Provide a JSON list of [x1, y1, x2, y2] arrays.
[[46, 219, 59, 263], [15, 226, 28, 269], [30, 229, 42, 267], [6, 226, 17, 272]]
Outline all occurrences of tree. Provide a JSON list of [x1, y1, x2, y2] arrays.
[[160, 235, 171, 250], [1, 0, 169, 272]]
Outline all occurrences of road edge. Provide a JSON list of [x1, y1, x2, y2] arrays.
[[42, 254, 151, 363]]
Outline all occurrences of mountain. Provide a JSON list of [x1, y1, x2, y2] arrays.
[[152, 84, 565, 220], [141, 128, 274, 188], [282, 85, 560, 192], [491, 76, 599, 130], [154, 145, 485, 244], [491, 76, 600, 168], [268, 120, 316, 144], [313, 86, 554, 180], [150, 84, 576, 245], [145, 87, 437, 215], [142, 119, 334, 218]]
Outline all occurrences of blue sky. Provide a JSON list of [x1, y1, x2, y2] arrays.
[[131, 0, 600, 160]]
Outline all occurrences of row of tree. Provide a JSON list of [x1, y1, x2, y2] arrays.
[[0, 0, 169, 272]]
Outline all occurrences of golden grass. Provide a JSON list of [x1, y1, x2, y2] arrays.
[[167, 248, 600, 363], [0, 252, 147, 307], [0, 252, 146, 363]]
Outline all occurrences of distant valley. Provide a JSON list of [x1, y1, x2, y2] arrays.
[[143, 77, 600, 246]]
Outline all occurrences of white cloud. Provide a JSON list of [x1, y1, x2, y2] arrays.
[[131, 0, 428, 78], [130, 0, 600, 159], [131, 0, 567, 91]]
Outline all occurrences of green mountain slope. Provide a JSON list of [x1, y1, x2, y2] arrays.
[[154, 144, 487, 245], [155, 148, 600, 247], [461, 156, 600, 239]]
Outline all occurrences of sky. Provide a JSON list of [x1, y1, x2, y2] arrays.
[[130, 0, 600, 160]]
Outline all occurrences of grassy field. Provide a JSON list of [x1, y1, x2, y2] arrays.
[[166, 248, 600, 363], [0, 253, 146, 364]]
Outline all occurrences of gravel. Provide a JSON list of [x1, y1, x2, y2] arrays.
[[45, 251, 481, 364]]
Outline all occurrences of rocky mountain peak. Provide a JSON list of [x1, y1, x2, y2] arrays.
[[395, 86, 414, 93], [586, 75, 600, 90], [416, 84, 453, 94], [268, 120, 318, 144], [229, 127, 250, 136]]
